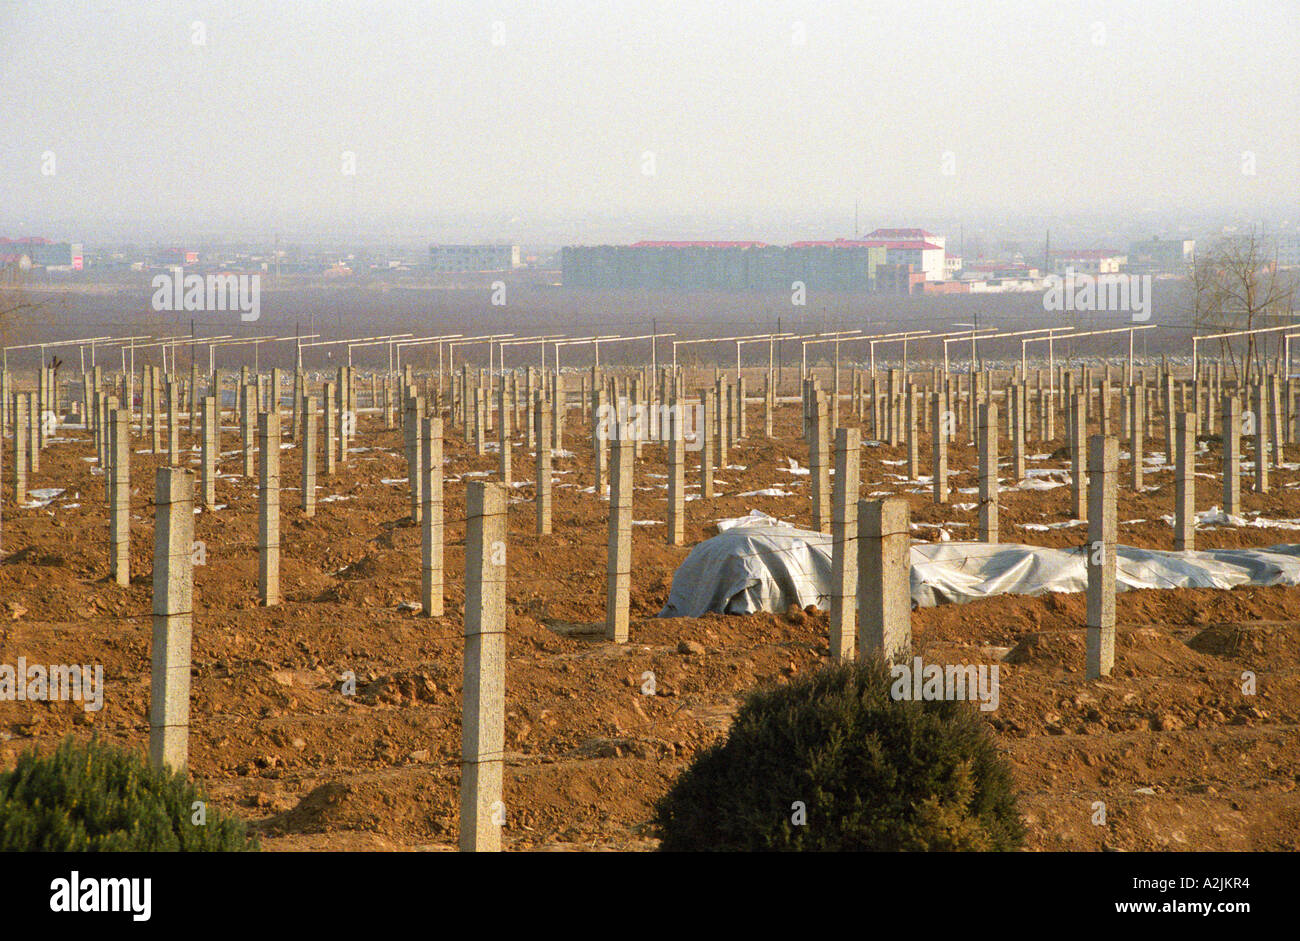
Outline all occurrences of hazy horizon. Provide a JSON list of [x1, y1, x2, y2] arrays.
[[3, 0, 1298, 244]]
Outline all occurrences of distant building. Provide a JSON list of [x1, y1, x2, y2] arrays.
[[429, 244, 519, 273], [859, 228, 947, 281], [0, 237, 82, 270], [561, 241, 887, 290], [960, 261, 1042, 281], [1126, 237, 1194, 275], [1050, 249, 1126, 276], [863, 228, 946, 253], [1271, 234, 1300, 269]]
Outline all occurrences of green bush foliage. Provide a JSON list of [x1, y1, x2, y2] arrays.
[[0, 738, 258, 851], [654, 658, 1024, 851]]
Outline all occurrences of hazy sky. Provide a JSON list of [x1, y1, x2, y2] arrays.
[[3, 0, 1298, 242]]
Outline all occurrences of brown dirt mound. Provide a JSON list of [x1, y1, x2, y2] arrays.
[[1187, 622, 1300, 668]]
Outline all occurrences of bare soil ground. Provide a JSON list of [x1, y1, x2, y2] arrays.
[[3, 395, 1298, 851]]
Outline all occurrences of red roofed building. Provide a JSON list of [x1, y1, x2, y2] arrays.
[[852, 229, 948, 281], [630, 240, 768, 249]]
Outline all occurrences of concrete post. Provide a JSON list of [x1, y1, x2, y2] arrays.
[[668, 400, 685, 546], [764, 373, 774, 438], [0, 369, 9, 438], [606, 431, 633, 643], [1174, 411, 1195, 551], [498, 376, 512, 441], [293, 370, 304, 441], [11, 393, 28, 504], [553, 375, 566, 452], [150, 367, 163, 454], [1085, 435, 1118, 680], [324, 385, 338, 476], [978, 402, 998, 543], [905, 390, 920, 480], [857, 496, 911, 663], [810, 389, 830, 532], [592, 384, 607, 494], [474, 385, 487, 456], [1130, 384, 1144, 491], [421, 417, 445, 618], [301, 395, 318, 517], [199, 396, 217, 509], [830, 427, 860, 660], [258, 410, 281, 606], [716, 380, 730, 467], [1010, 383, 1025, 483], [700, 390, 715, 500], [167, 380, 180, 462], [1071, 393, 1088, 520], [931, 391, 948, 504], [1271, 374, 1284, 469], [736, 377, 747, 440], [240, 385, 255, 477], [149, 466, 195, 771], [534, 393, 552, 535], [460, 481, 507, 853], [1254, 383, 1269, 493], [406, 395, 424, 523], [1164, 375, 1175, 465], [337, 367, 351, 457], [27, 390, 39, 473], [110, 407, 130, 586], [1223, 395, 1241, 515]]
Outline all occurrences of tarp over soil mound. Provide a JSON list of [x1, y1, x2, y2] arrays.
[[658, 514, 1300, 617]]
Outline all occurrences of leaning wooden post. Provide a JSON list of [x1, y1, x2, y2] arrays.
[[421, 417, 445, 617], [857, 496, 911, 663], [460, 481, 507, 853], [606, 429, 633, 643], [830, 427, 860, 660], [149, 466, 195, 771], [258, 410, 281, 606], [1085, 434, 1118, 680]]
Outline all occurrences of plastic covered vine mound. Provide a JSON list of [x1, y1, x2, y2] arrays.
[[653, 659, 1024, 851], [0, 738, 258, 851]]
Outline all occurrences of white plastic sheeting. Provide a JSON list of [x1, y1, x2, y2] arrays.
[[657, 516, 1300, 617]]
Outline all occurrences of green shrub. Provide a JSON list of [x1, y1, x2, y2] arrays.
[[0, 738, 258, 851], [653, 659, 1024, 851]]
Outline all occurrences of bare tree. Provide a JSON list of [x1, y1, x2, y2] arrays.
[[1192, 234, 1297, 383]]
